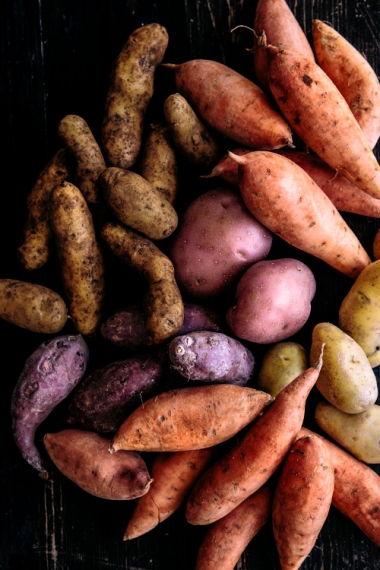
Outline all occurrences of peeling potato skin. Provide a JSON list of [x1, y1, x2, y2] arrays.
[[0, 279, 68, 334], [99, 167, 178, 240], [101, 23, 169, 169], [139, 123, 179, 204], [58, 114, 106, 204], [163, 93, 222, 167], [17, 148, 72, 271], [49, 181, 106, 335], [101, 221, 184, 344]]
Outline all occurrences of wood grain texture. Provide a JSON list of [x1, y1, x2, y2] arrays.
[[1, 1, 380, 568]]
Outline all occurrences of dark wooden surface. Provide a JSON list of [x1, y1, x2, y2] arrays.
[[1, 1, 380, 569]]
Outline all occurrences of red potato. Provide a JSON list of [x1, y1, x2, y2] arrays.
[[252, 0, 315, 91], [44, 429, 152, 500], [164, 59, 293, 150], [186, 352, 323, 525], [313, 19, 380, 149], [231, 151, 371, 278], [110, 384, 273, 453], [299, 427, 380, 547], [267, 44, 380, 199], [194, 482, 273, 570], [272, 434, 334, 570], [125, 447, 216, 540]]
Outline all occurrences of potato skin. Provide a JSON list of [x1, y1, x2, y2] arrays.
[[99, 167, 178, 240], [257, 342, 308, 397], [44, 429, 152, 500], [17, 148, 72, 270], [11, 335, 89, 475], [58, 114, 106, 204], [49, 181, 106, 335], [66, 354, 164, 433], [0, 279, 68, 334], [101, 23, 169, 169]]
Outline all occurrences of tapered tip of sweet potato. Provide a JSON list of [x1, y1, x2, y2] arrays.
[[313, 343, 325, 372], [227, 151, 248, 166]]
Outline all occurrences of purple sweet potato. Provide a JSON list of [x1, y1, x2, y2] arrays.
[[11, 335, 89, 476], [66, 354, 164, 433], [168, 331, 255, 385]]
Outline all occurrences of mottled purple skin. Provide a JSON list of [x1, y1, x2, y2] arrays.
[[11, 335, 89, 475], [66, 354, 164, 433], [168, 331, 255, 385], [101, 303, 224, 348]]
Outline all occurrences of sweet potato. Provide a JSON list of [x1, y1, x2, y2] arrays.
[[11, 334, 89, 475], [17, 148, 72, 270], [44, 429, 152, 500], [164, 59, 293, 150], [110, 383, 273, 453], [168, 331, 255, 385], [272, 434, 334, 570], [49, 181, 106, 335], [252, 0, 315, 91], [194, 481, 272, 570], [185, 351, 323, 525], [313, 19, 380, 149], [299, 427, 380, 547], [267, 44, 380, 199], [101, 222, 184, 344], [125, 447, 216, 539], [101, 23, 168, 169], [231, 151, 371, 278]]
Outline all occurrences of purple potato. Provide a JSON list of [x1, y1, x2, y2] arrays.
[[168, 331, 255, 385], [11, 334, 89, 475]]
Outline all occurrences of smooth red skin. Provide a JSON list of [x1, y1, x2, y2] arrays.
[[168, 186, 273, 299], [253, 0, 315, 91], [226, 258, 316, 344], [169, 59, 292, 149]]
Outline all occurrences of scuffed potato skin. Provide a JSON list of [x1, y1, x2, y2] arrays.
[[17, 148, 72, 271], [58, 114, 106, 204], [49, 181, 106, 335], [0, 279, 68, 334], [101, 23, 169, 169], [101, 221, 184, 344]]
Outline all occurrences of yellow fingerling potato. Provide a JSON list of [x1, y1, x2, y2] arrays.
[[49, 181, 106, 335], [257, 342, 308, 397], [0, 279, 68, 334], [101, 23, 169, 169]]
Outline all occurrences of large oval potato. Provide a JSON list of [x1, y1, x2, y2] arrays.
[[168, 187, 272, 299], [310, 322, 378, 414], [226, 258, 316, 344]]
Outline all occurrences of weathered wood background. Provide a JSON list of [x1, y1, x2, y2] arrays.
[[1, 1, 380, 568]]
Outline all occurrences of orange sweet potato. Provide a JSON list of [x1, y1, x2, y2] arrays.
[[231, 150, 371, 278], [110, 384, 273, 453], [185, 352, 323, 526], [272, 434, 334, 570], [267, 45, 380, 199]]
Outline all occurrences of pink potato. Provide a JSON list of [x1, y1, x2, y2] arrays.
[[167, 187, 272, 299], [226, 258, 316, 344]]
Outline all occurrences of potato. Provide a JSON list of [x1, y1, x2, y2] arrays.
[[315, 401, 380, 464], [339, 259, 380, 367], [168, 331, 255, 385], [0, 279, 68, 334], [168, 187, 272, 299], [257, 342, 308, 397], [44, 429, 152, 500], [49, 181, 106, 335], [66, 354, 164, 433], [58, 114, 106, 204], [101, 23, 169, 169], [163, 93, 222, 167], [99, 167, 178, 240], [226, 258, 316, 344], [11, 334, 89, 475], [310, 322, 378, 414]]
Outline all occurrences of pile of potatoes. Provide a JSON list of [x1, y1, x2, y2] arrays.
[[4, 0, 380, 568]]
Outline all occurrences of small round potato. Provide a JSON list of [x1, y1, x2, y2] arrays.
[[257, 342, 308, 397]]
